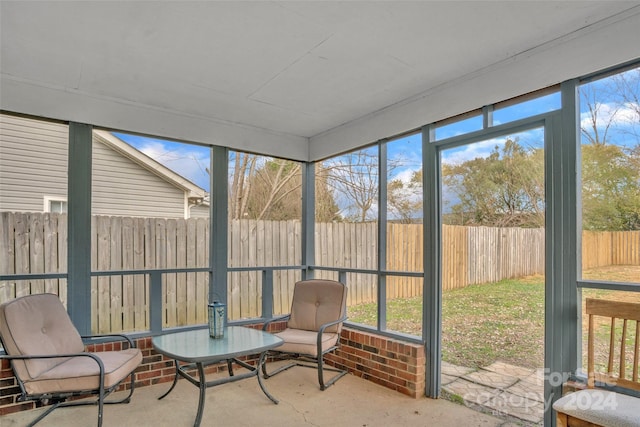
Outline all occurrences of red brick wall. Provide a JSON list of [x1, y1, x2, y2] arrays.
[[0, 326, 425, 416], [332, 329, 425, 398], [0, 358, 34, 415]]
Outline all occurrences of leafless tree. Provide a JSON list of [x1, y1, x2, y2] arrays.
[[580, 82, 619, 146], [323, 150, 379, 222], [228, 152, 339, 221], [229, 152, 258, 219]]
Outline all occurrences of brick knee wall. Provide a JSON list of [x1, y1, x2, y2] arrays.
[[261, 323, 426, 397], [0, 326, 425, 416], [331, 329, 426, 398]]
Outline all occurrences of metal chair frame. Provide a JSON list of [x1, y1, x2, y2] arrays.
[[0, 333, 138, 427], [262, 314, 348, 390]]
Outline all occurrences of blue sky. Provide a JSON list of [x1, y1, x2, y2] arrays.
[[114, 133, 212, 191]]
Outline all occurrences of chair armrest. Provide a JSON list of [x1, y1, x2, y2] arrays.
[[318, 316, 348, 334], [317, 316, 347, 351], [81, 333, 136, 349], [262, 314, 291, 331]]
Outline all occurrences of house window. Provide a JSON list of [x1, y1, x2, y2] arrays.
[[47, 198, 68, 213]]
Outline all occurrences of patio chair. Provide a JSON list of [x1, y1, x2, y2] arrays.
[[262, 279, 348, 390], [0, 293, 142, 427], [553, 298, 640, 427]]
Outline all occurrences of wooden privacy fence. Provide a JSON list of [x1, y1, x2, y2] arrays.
[[1, 212, 638, 333], [582, 230, 640, 269], [228, 219, 302, 319], [441, 225, 546, 290], [0, 212, 68, 301], [314, 221, 379, 305], [91, 215, 210, 334]]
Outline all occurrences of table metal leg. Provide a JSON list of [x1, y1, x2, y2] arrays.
[[158, 359, 179, 400], [159, 354, 277, 426], [227, 359, 234, 377], [194, 363, 207, 427]]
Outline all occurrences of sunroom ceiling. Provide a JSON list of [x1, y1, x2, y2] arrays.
[[1, 1, 640, 161]]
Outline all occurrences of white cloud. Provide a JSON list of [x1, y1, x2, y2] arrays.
[[441, 139, 500, 166], [391, 167, 417, 184], [136, 141, 170, 160], [580, 102, 639, 130], [440, 128, 544, 166], [135, 139, 210, 190]]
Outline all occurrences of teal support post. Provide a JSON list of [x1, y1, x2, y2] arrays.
[[67, 122, 92, 335]]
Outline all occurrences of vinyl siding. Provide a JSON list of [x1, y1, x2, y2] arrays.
[[189, 204, 210, 219], [0, 114, 69, 212], [91, 134, 187, 218], [1, 113, 191, 218]]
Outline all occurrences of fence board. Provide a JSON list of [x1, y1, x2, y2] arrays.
[[175, 219, 187, 326], [185, 218, 196, 325], [53, 213, 66, 297], [95, 216, 111, 333], [241, 219, 251, 318], [133, 217, 146, 330], [119, 219, 133, 330], [28, 213, 45, 295], [239, 219, 249, 318], [196, 217, 207, 323], [109, 216, 123, 333], [43, 213, 58, 294], [13, 213, 29, 297], [287, 220, 296, 302], [229, 219, 241, 319], [249, 219, 259, 318], [165, 219, 177, 326], [0, 213, 15, 301], [154, 218, 168, 326], [141, 216, 154, 329]]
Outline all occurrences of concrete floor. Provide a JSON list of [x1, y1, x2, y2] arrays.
[[1, 363, 512, 427]]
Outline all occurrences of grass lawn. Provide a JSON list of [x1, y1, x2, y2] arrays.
[[348, 266, 640, 371], [442, 275, 544, 369]]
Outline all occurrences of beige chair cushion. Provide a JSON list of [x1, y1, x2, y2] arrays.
[[553, 389, 640, 427], [274, 328, 340, 357], [287, 279, 347, 334], [0, 293, 84, 380], [23, 349, 143, 395]]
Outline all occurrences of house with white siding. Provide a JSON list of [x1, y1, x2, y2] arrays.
[[0, 113, 208, 218]]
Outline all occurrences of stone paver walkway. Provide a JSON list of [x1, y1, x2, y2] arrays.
[[441, 361, 545, 426]]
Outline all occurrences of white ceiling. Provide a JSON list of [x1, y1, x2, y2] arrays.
[[2, 1, 640, 161]]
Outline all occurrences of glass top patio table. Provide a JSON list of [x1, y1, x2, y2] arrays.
[[152, 326, 283, 427], [152, 326, 283, 362]]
